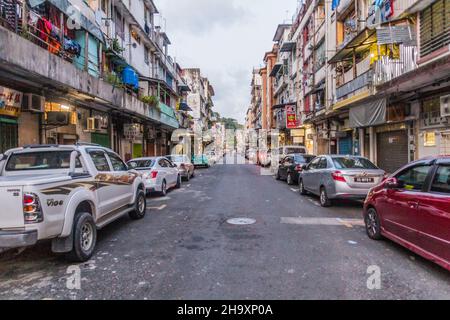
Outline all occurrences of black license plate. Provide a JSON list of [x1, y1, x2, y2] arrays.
[[355, 177, 374, 183]]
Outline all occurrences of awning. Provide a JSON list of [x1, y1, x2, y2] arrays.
[[44, 0, 105, 43], [178, 102, 192, 112], [280, 41, 296, 52], [272, 102, 296, 110], [328, 28, 377, 64], [270, 63, 283, 77], [349, 98, 386, 128]]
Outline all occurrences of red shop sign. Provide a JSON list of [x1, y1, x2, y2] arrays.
[[286, 105, 297, 129]]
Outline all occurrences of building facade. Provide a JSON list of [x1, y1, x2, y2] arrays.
[[254, 0, 450, 173], [0, 0, 213, 161]]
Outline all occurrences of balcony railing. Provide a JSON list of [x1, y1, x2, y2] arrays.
[[336, 70, 373, 100], [373, 45, 418, 86]]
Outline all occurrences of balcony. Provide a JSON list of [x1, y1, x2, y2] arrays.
[[373, 45, 418, 86], [419, 111, 449, 129], [336, 70, 373, 101], [274, 74, 288, 96]]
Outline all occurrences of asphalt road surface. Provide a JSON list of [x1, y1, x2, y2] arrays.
[[1, 158, 450, 299]]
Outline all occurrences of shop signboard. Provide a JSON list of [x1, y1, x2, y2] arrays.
[[286, 105, 298, 129], [0, 86, 22, 117]]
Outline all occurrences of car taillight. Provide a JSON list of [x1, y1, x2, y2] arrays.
[[332, 171, 347, 182], [23, 193, 43, 224], [150, 171, 158, 179], [295, 165, 303, 172]]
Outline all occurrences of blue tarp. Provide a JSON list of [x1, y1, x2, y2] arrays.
[[122, 67, 139, 89]]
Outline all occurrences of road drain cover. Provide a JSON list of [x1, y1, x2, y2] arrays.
[[227, 218, 256, 225]]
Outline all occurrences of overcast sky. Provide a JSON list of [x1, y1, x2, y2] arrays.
[[156, 0, 299, 125]]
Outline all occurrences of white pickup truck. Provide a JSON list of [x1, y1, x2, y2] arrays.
[[0, 144, 147, 262]]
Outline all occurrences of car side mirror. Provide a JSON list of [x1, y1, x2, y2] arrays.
[[385, 178, 403, 189], [302, 164, 309, 170]]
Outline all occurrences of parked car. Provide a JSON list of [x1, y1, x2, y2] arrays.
[[166, 155, 195, 181], [258, 149, 272, 167], [299, 155, 386, 207], [205, 151, 218, 165], [0, 144, 146, 262], [192, 154, 210, 168], [364, 156, 450, 271], [127, 157, 181, 196], [278, 145, 308, 157], [276, 154, 316, 185]]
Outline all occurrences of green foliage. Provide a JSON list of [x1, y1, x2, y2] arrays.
[[140, 95, 159, 107], [111, 38, 125, 54]]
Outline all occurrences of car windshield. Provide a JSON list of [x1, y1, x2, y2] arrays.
[[127, 160, 155, 169], [285, 147, 305, 154], [294, 155, 315, 164], [5, 151, 81, 171], [332, 157, 378, 170]]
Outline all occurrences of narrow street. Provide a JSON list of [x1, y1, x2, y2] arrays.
[[0, 159, 449, 300]]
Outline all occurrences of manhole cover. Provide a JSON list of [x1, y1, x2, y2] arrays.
[[227, 218, 256, 225]]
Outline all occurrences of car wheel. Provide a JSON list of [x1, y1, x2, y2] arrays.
[[176, 175, 182, 189], [299, 179, 307, 195], [160, 180, 167, 196], [185, 172, 191, 182], [287, 173, 294, 185], [191, 170, 195, 178], [67, 212, 97, 262], [319, 187, 331, 207], [365, 208, 382, 240], [129, 190, 147, 220]]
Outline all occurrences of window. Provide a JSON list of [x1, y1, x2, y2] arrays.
[[108, 152, 128, 171], [396, 165, 432, 191], [293, 155, 315, 164], [159, 159, 168, 168], [431, 165, 450, 194], [6, 151, 82, 171], [89, 151, 110, 172], [308, 157, 321, 170], [128, 159, 154, 169], [333, 157, 378, 170], [420, 0, 450, 58], [318, 157, 328, 169], [144, 47, 149, 65], [424, 132, 436, 147]]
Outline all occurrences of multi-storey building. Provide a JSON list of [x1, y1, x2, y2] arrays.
[[255, 0, 450, 173], [182, 69, 216, 132], [0, 0, 203, 161]]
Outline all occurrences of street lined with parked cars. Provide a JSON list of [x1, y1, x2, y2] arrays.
[[0, 144, 210, 262], [271, 149, 450, 272]]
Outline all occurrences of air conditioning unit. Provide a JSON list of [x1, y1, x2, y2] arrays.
[[87, 117, 101, 131], [441, 95, 450, 117], [22, 94, 45, 113], [46, 112, 70, 126]]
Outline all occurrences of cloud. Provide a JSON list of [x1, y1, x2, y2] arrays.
[[158, 0, 249, 35]]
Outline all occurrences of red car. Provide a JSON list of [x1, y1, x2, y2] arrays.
[[364, 156, 450, 271]]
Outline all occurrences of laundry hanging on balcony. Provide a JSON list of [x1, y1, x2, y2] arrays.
[[331, 0, 340, 11]]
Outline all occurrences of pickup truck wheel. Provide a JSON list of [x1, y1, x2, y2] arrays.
[[67, 212, 97, 262], [129, 190, 146, 220]]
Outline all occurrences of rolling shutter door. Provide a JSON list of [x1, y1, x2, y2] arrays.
[[377, 130, 408, 173], [339, 136, 353, 155]]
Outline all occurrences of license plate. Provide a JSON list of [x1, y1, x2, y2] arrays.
[[355, 177, 374, 183]]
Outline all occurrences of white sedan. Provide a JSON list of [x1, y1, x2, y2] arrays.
[[127, 157, 181, 196]]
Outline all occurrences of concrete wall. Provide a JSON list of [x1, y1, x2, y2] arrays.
[[18, 113, 40, 146]]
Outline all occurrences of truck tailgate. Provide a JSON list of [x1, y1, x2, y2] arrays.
[[0, 187, 24, 228]]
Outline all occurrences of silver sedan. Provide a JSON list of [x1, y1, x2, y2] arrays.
[[298, 155, 386, 207]]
